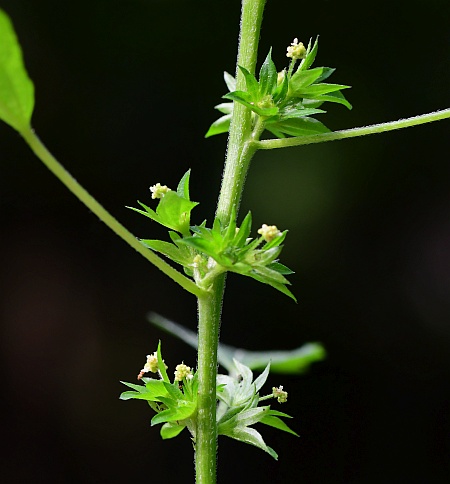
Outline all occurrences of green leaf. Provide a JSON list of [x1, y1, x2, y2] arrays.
[[120, 381, 150, 394], [148, 313, 326, 374], [176, 169, 191, 200], [224, 71, 236, 92], [0, 9, 34, 133], [293, 82, 350, 98], [140, 239, 191, 266], [156, 341, 170, 383], [214, 102, 233, 114], [247, 272, 297, 302], [205, 114, 231, 138], [156, 191, 199, 235], [253, 361, 270, 392], [278, 106, 326, 121], [223, 91, 278, 117], [267, 262, 294, 275], [298, 37, 319, 72], [315, 67, 336, 83], [290, 67, 327, 90], [259, 49, 278, 97], [272, 70, 289, 103], [160, 422, 186, 440], [151, 400, 196, 425], [312, 90, 353, 110], [263, 230, 287, 249], [221, 426, 278, 460], [238, 65, 259, 98], [233, 211, 252, 247], [260, 415, 299, 437], [119, 379, 169, 401], [220, 406, 269, 430], [178, 236, 219, 261], [266, 117, 330, 137]]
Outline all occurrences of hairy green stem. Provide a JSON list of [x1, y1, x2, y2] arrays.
[[255, 108, 450, 150], [216, 0, 267, 224], [195, 1, 266, 483], [20, 127, 206, 298], [195, 282, 224, 483]]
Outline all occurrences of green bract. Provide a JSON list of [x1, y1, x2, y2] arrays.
[[206, 37, 351, 139], [129, 171, 296, 300], [120, 343, 198, 439], [121, 344, 298, 458], [217, 359, 298, 460]]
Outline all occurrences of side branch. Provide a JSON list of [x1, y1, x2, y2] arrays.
[[20, 127, 206, 298], [255, 108, 450, 150]]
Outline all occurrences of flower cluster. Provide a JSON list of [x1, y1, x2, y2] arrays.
[[174, 363, 193, 381], [258, 224, 282, 242], [272, 385, 288, 403], [286, 38, 306, 60], [150, 183, 171, 199], [137, 351, 167, 380]]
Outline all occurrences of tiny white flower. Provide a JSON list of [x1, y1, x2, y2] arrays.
[[137, 351, 167, 380], [258, 224, 282, 242], [150, 183, 171, 199], [143, 352, 159, 373], [286, 38, 306, 60], [272, 385, 288, 403], [174, 363, 193, 381]]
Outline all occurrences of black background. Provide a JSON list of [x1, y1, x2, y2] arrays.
[[0, 1, 449, 482]]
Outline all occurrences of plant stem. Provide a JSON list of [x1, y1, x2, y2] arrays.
[[195, 1, 267, 483], [216, 0, 267, 225], [20, 127, 206, 298], [255, 108, 450, 150], [195, 285, 223, 483]]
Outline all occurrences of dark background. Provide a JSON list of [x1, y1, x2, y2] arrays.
[[0, 1, 449, 482]]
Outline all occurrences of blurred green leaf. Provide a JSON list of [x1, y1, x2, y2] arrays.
[[0, 9, 34, 133], [148, 313, 326, 374]]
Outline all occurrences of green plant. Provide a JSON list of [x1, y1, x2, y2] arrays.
[[0, 1, 448, 483]]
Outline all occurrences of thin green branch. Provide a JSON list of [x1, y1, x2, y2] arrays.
[[20, 126, 206, 299], [254, 108, 450, 150]]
